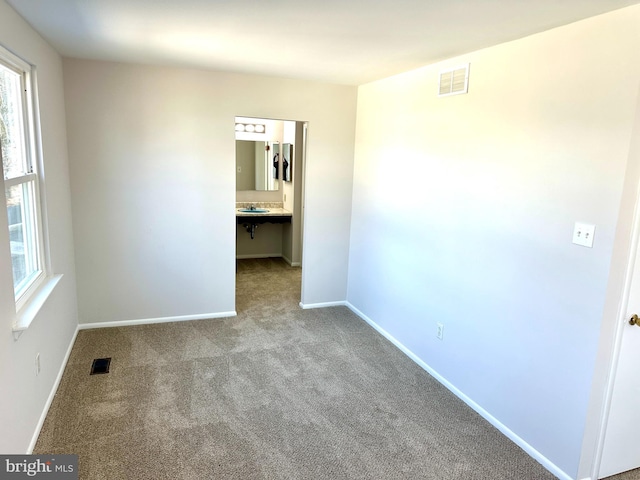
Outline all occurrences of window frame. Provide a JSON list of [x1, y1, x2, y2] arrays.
[[0, 44, 47, 313]]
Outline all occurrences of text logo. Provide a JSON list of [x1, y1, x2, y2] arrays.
[[0, 455, 78, 479]]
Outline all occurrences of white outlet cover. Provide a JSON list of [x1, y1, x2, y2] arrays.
[[573, 222, 596, 248]]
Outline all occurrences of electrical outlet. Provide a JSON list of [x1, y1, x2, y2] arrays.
[[573, 222, 596, 248], [35, 353, 40, 376], [436, 323, 444, 340]]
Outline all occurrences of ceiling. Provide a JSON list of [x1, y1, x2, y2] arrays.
[[6, 0, 640, 85]]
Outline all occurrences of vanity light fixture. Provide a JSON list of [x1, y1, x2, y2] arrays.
[[235, 122, 266, 133]]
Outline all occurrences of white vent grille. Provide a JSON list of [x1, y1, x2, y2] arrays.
[[438, 64, 469, 97]]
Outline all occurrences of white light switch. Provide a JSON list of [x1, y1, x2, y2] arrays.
[[573, 222, 595, 248]]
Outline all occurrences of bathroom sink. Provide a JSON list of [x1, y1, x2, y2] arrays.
[[238, 208, 269, 213]]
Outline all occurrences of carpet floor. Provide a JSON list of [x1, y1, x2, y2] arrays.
[[607, 468, 640, 479], [35, 258, 561, 479]]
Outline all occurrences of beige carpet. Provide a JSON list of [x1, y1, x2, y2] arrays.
[[35, 258, 559, 479], [605, 467, 640, 479]]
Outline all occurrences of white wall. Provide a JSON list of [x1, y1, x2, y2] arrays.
[[63, 59, 357, 323], [0, 0, 78, 453], [348, 5, 640, 478]]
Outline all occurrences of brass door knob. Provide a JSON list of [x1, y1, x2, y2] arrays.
[[629, 314, 640, 326]]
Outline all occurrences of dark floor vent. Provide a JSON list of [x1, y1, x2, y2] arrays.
[[90, 358, 111, 375]]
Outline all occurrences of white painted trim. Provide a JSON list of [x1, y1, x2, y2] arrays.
[[27, 325, 79, 454], [236, 254, 282, 259], [281, 254, 301, 267], [299, 300, 347, 309], [13, 274, 63, 333], [78, 311, 237, 330], [345, 301, 573, 480], [3, 172, 37, 188]]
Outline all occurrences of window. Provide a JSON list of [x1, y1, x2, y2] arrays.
[[0, 46, 46, 310]]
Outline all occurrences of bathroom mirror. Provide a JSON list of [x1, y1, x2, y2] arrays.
[[236, 140, 279, 191]]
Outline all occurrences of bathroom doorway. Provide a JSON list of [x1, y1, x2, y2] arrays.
[[234, 116, 307, 313]]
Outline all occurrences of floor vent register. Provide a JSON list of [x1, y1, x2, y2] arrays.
[[90, 357, 111, 375]]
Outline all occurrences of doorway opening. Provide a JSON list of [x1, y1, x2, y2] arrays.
[[234, 116, 307, 313]]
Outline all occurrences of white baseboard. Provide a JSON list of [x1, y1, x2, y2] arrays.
[[299, 300, 347, 309], [281, 255, 301, 267], [28, 325, 79, 454], [345, 301, 574, 480], [78, 311, 237, 330], [236, 254, 299, 266]]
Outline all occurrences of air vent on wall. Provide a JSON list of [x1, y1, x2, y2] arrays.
[[438, 64, 470, 97]]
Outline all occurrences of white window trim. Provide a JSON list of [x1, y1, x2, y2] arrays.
[[6, 172, 46, 309], [12, 274, 63, 334], [1, 44, 59, 333]]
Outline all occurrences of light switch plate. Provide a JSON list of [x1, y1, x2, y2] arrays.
[[573, 222, 595, 248]]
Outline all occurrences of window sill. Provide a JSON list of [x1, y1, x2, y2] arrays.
[[12, 274, 63, 334]]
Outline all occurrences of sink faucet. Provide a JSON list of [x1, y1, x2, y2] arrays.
[[250, 204, 256, 211]]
